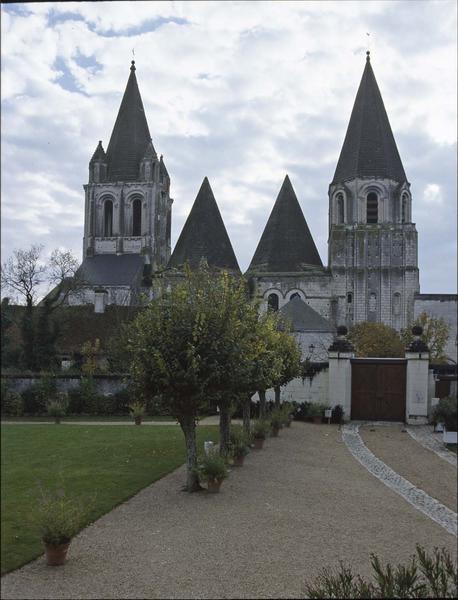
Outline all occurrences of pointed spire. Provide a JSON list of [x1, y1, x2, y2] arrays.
[[168, 178, 240, 272], [332, 54, 407, 185], [248, 175, 323, 273], [90, 140, 106, 163], [105, 61, 152, 181]]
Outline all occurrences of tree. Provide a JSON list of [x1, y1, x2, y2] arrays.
[[272, 327, 302, 408], [348, 322, 405, 358], [401, 312, 450, 363], [127, 266, 252, 491], [1, 245, 84, 370]]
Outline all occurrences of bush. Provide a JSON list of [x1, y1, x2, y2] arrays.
[[129, 401, 146, 419], [21, 373, 57, 415], [294, 401, 311, 421], [331, 404, 345, 424], [0, 382, 24, 417], [304, 545, 458, 599], [196, 450, 228, 482], [432, 396, 457, 431], [269, 409, 283, 431], [46, 392, 68, 421], [229, 426, 250, 458], [67, 386, 84, 414], [252, 419, 271, 440]]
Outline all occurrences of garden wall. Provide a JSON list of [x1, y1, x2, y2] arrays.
[[1, 374, 128, 396], [259, 368, 329, 406]]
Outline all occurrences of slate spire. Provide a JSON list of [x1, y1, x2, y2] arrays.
[[168, 178, 240, 272], [248, 175, 323, 273], [332, 52, 407, 185], [105, 61, 152, 181], [90, 140, 106, 163]]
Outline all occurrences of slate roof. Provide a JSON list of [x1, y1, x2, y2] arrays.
[[90, 140, 106, 163], [247, 175, 323, 273], [279, 296, 334, 332], [78, 254, 145, 287], [168, 177, 240, 272], [105, 61, 152, 182], [332, 52, 407, 185]]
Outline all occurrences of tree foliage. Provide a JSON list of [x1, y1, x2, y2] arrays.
[[401, 312, 450, 363], [348, 322, 405, 358]]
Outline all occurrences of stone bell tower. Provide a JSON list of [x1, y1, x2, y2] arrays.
[[328, 52, 419, 330]]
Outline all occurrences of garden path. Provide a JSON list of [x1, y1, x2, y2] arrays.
[[2, 422, 457, 600]]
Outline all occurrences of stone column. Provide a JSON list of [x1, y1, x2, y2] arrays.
[[405, 325, 430, 425], [328, 326, 354, 421]]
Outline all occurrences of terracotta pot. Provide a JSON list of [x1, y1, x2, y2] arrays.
[[312, 415, 322, 424], [207, 479, 222, 493], [44, 541, 70, 566], [232, 454, 245, 466], [134, 416, 142, 425], [253, 437, 264, 449]]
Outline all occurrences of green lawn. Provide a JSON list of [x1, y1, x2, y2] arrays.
[[1, 424, 219, 575]]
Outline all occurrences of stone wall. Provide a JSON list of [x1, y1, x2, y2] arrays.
[[2, 374, 128, 396]]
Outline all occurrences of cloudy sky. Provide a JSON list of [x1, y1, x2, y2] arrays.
[[1, 0, 457, 295]]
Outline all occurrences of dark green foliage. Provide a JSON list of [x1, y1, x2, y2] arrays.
[[294, 401, 311, 421], [432, 396, 457, 431], [21, 375, 57, 415], [0, 298, 14, 366], [331, 404, 344, 424], [304, 545, 458, 599], [20, 305, 36, 371], [34, 302, 60, 371], [0, 381, 24, 417]]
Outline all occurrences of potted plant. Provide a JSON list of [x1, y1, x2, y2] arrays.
[[331, 404, 345, 425], [269, 410, 282, 437], [36, 488, 86, 566], [309, 403, 324, 424], [229, 427, 250, 466], [46, 393, 68, 424], [281, 402, 294, 427], [197, 450, 228, 493], [129, 401, 146, 425], [432, 397, 458, 445], [252, 419, 270, 449]]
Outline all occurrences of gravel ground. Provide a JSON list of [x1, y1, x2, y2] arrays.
[[2, 423, 457, 600], [360, 424, 458, 512]]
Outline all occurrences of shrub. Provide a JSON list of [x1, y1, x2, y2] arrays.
[[331, 404, 345, 424], [280, 402, 295, 425], [128, 401, 146, 419], [196, 450, 228, 482], [252, 419, 271, 440], [46, 392, 68, 421], [0, 382, 24, 417], [294, 401, 311, 421], [308, 403, 327, 418], [432, 396, 457, 431], [67, 386, 84, 414], [21, 373, 57, 415], [229, 426, 250, 458], [269, 409, 283, 431], [35, 486, 89, 546], [111, 387, 131, 415], [304, 545, 458, 599]]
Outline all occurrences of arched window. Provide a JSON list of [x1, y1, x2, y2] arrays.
[[369, 292, 377, 312], [132, 198, 142, 236], [401, 194, 408, 223], [267, 294, 279, 311], [290, 292, 301, 301], [104, 200, 113, 237], [366, 192, 378, 224], [393, 292, 401, 316], [336, 193, 344, 224], [347, 292, 352, 304]]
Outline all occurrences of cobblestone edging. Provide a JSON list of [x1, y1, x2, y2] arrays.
[[342, 423, 457, 537], [407, 426, 457, 467]]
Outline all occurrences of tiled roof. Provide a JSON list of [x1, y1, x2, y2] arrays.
[[168, 177, 240, 272], [279, 296, 333, 333], [105, 61, 152, 182], [78, 254, 145, 287], [332, 53, 407, 185], [247, 175, 323, 273]]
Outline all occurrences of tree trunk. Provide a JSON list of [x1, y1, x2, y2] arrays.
[[274, 385, 281, 409], [179, 415, 202, 492], [219, 404, 231, 458], [258, 390, 267, 419], [243, 395, 251, 438]]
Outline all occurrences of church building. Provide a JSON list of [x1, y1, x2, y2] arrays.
[[71, 53, 455, 359]]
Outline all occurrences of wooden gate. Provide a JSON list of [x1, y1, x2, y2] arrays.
[[351, 359, 407, 421]]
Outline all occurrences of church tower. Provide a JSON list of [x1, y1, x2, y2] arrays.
[[328, 52, 419, 330], [81, 61, 172, 305]]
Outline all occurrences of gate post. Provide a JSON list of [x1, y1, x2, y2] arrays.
[[328, 326, 354, 421], [405, 326, 430, 425]]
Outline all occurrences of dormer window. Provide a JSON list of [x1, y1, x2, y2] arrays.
[[104, 200, 113, 237], [366, 192, 378, 224]]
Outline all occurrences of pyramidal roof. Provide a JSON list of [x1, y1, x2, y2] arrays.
[[105, 61, 153, 182], [247, 175, 323, 273], [90, 140, 106, 163], [332, 52, 407, 185], [168, 177, 240, 272], [279, 296, 333, 333]]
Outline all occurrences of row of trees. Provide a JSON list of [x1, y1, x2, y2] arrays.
[[126, 266, 302, 491]]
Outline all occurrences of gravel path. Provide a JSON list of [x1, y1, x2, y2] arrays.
[[360, 424, 457, 511], [2, 423, 457, 600], [407, 425, 457, 467]]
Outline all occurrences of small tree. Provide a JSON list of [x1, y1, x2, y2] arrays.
[[348, 322, 405, 358], [402, 312, 450, 363], [272, 325, 302, 408]]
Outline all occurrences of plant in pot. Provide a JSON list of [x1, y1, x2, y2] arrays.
[[252, 419, 270, 449], [331, 404, 345, 425], [129, 401, 146, 425], [229, 427, 250, 466], [432, 396, 458, 444], [309, 403, 324, 424], [36, 487, 86, 566], [197, 450, 229, 493], [281, 402, 294, 427], [269, 410, 282, 437], [46, 393, 68, 424]]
